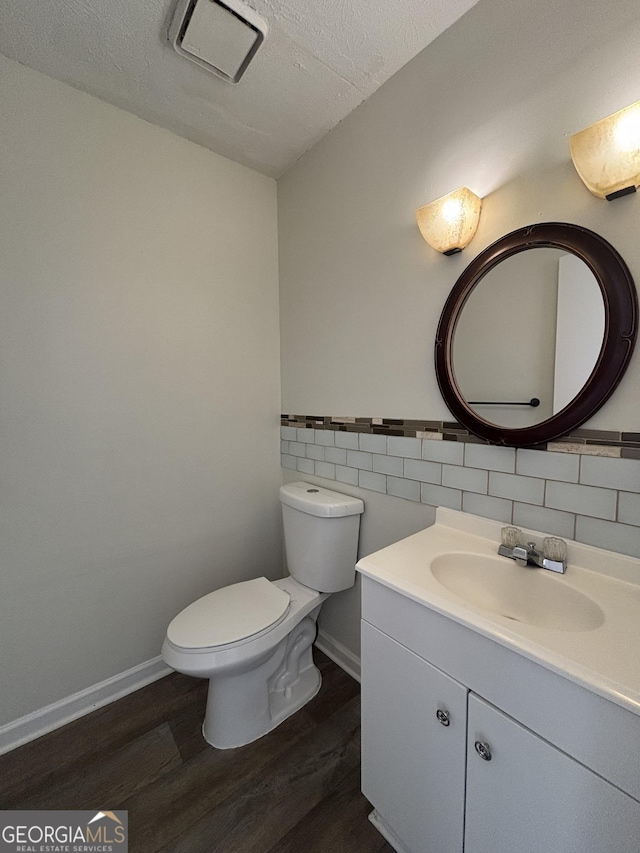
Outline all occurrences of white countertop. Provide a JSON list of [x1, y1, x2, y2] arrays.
[[356, 508, 640, 717]]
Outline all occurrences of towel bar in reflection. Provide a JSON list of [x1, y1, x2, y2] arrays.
[[468, 398, 540, 407]]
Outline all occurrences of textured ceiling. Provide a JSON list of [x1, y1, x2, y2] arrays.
[[0, 0, 480, 177]]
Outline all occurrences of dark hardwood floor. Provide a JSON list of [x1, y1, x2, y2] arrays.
[[0, 651, 394, 853]]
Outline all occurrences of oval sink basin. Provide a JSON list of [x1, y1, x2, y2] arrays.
[[430, 553, 604, 632]]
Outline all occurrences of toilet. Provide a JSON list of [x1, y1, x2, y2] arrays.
[[162, 481, 364, 749]]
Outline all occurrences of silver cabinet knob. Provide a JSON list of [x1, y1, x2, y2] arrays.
[[474, 740, 492, 761], [436, 709, 450, 727]]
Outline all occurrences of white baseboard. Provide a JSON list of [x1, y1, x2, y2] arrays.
[[1, 635, 359, 756], [315, 629, 361, 683], [0, 656, 172, 756], [368, 810, 408, 853]]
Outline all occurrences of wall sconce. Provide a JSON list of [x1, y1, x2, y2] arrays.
[[416, 187, 482, 255], [569, 100, 640, 200]]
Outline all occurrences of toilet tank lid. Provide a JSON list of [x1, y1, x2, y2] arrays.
[[279, 482, 364, 517]]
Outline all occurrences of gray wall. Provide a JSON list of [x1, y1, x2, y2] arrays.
[[0, 56, 282, 727]]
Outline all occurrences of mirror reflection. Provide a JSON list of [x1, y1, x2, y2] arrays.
[[452, 249, 605, 428]]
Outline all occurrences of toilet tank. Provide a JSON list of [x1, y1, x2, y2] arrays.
[[279, 482, 364, 593]]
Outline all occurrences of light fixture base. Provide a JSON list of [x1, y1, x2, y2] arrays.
[[606, 185, 637, 202], [443, 247, 462, 256]]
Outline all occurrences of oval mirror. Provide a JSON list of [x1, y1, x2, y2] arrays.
[[435, 223, 638, 446]]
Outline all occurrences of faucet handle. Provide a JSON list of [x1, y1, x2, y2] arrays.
[[501, 526, 522, 548], [544, 537, 567, 562]]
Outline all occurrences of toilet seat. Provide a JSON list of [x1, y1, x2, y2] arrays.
[[167, 577, 290, 650]]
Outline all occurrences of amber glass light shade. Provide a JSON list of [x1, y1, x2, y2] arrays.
[[570, 100, 640, 200], [416, 187, 482, 255]]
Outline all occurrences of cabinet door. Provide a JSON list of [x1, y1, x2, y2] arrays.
[[466, 693, 640, 853], [361, 621, 467, 853]]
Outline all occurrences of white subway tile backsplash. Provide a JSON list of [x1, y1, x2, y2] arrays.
[[281, 421, 640, 563], [421, 483, 462, 511], [422, 440, 464, 465], [296, 457, 315, 475], [516, 448, 579, 483], [359, 470, 387, 493], [489, 471, 545, 505], [442, 464, 488, 494], [545, 481, 617, 521], [315, 430, 336, 447], [335, 431, 359, 450], [464, 444, 516, 473], [580, 455, 640, 492], [575, 516, 640, 560], [325, 447, 347, 465], [315, 461, 336, 480], [618, 491, 640, 527], [373, 454, 404, 476], [281, 454, 298, 470], [347, 450, 373, 470], [306, 444, 325, 461], [387, 476, 420, 502], [335, 465, 358, 485], [463, 492, 512, 523], [387, 436, 422, 458], [359, 433, 387, 454], [404, 458, 441, 484], [512, 503, 575, 539]]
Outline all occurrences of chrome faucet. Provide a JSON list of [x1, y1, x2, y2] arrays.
[[498, 527, 567, 574]]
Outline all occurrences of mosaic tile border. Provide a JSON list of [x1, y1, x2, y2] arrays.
[[281, 415, 640, 459]]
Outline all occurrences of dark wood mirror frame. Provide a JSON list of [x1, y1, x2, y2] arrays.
[[435, 222, 638, 447]]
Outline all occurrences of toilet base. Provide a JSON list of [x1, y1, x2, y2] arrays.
[[269, 659, 322, 730], [202, 615, 321, 749], [203, 663, 321, 750]]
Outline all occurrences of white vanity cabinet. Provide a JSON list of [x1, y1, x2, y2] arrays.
[[361, 621, 467, 853], [360, 579, 640, 853]]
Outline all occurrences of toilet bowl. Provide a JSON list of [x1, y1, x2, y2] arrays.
[[162, 482, 364, 749]]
